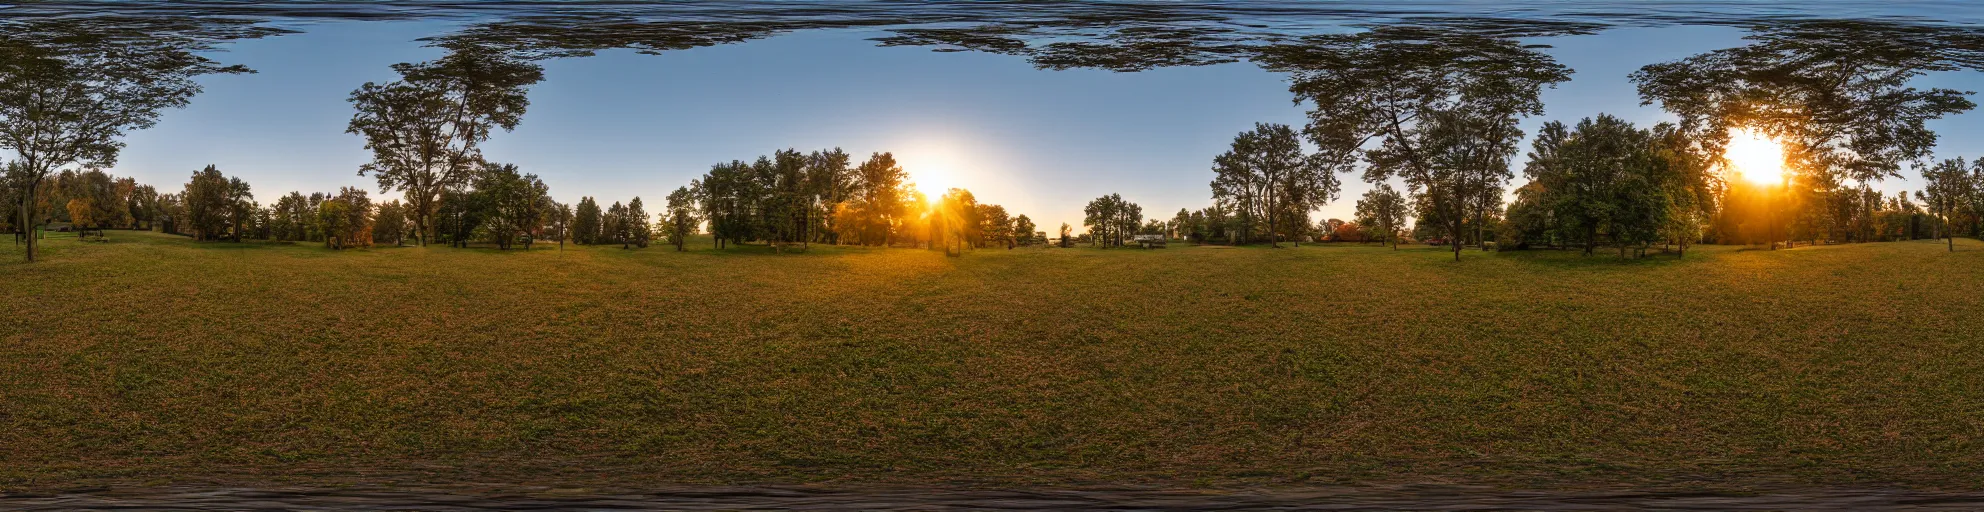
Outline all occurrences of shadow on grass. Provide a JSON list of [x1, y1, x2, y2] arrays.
[[1490, 247, 1700, 269]]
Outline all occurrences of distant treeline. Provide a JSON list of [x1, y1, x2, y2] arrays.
[[7, 22, 1984, 263]]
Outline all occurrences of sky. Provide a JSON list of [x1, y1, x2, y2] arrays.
[[110, 20, 1984, 234]]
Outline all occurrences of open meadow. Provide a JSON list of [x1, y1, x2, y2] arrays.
[[3, 231, 1983, 491]]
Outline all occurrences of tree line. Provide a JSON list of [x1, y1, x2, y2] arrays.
[[1106, 25, 1984, 258], [9, 22, 1984, 263], [686, 148, 1041, 255]]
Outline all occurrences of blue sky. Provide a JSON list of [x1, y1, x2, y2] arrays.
[[111, 21, 1984, 233]]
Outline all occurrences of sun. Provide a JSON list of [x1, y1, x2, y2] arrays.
[[911, 162, 957, 202], [898, 144, 963, 202], [1726, 127, 1787, 186]]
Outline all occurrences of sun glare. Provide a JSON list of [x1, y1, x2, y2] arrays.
[[899, 142, 965, 202], [912, 163, 957, 200], [1726, 127, 1787, 186]]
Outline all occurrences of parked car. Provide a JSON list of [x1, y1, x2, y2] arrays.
[[1423, 238, 1448, 246]]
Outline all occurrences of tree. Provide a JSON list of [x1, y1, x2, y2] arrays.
[[664, 185, 698, 251], [226, 177, 255, 243], [695, 161, 754, 249], [807, 148, 855, 245], [1084, 194, 1135, 247], [1634, 22, 1975, 187], [977, 203, 1012, 248], [1522, 115, 1665, 256], [0, 20, 257, 261], [1058, 222, 1073, 248], [375, 200, 408, 246], [322, 186, 372, 249], [1355, 183, 1410, 249], [604, 201, 631, 249], [933, 188, 977, 256], [1332, 221, 1367, 242], [1011, 214, 1036, 246], [317, 198, 352, 249], [182, 165, 241, 242], [1635, 22, 1979, 246], [542, 200, 570, 250], [126, 182, 159, 231], [346, 45, 544, 247], [1920, 158, 1975, 252], [1201, 204, 1233, 244], [57, 169, 119, 240], [1651, 123, 1717, 257], [1210, 123, 1339, 247], [1973, 162, 1984, 238], [854, 152, 908, 246], [626, 196, 651, 248], [473, 162, 546, 250], [573, 196, 601, 245], [1262, 25, 1570, 260]]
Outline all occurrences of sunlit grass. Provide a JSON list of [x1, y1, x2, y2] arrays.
[[2, 231, 1982, 490]]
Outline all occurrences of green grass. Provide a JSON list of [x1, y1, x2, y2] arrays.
[[3, 230, 1982, 491]]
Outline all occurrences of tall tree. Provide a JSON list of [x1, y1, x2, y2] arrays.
[[854, 152, 908, 246], [1633, 22, 1977, 187], [1083, 194, 1124, 247], [935, 188, 978, 256], [1012, 213, 1036, 246], [346, 45, 544, 247], [977, 203, 1013, 248], [1522, 115, 1671, 256], [181, 165, 241, 242], [473, 162, 546, 250], [1263, 26, 1570, 260], [695, 161, 756, 249], [573, 196, 601, 245], [626, 196, 651, 249], [664, 185, 699, 252], [604, 201, 630, 249], [0, 20, 259, 261], [1920, 158, 1975, 252], [317, 198, 352, 249], [805, 148, 853, 245], [1213, 123, 1336, 247]]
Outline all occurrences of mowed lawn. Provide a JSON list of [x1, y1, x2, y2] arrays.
[[3, 230, 1982, 490]]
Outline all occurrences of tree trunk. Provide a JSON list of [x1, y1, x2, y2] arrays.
[[20, 193, 35, 263], [1451, 221, 1463, 262]]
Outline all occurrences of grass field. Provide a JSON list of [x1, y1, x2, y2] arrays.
[[3, 230, 1982, 491]]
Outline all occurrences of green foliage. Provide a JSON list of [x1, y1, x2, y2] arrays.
[[374, 200, 408, 246], [625, 196, 651, 249], [573, 197, 602, 245], [1210, 122, 1338, 246], [181, 165, 247, 242], [1083, 193, 1140, 247], [346, 46, 544, 246], [0, 19, 257, 260], [1633, 21, 1977, 185], [664, 186, 699, 251], [472, 162, 549, 250], [1011, 213, 1036, 246], [1264, 26, 1569, 260]]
